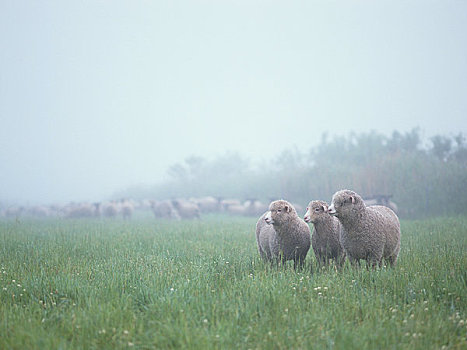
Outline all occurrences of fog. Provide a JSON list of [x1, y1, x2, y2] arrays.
[[1, 1, 466, 205]]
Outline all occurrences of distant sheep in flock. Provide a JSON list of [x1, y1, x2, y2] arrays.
[[2, 206, 24, 218], [171, 199, 200, 219], [328, 189, 401, 268], [220, 199, 246, 216], [220, 198, 269, 216], [193, 196, 220, 214], [102, 201, 119, 218], [120, 199, 134, 220], [304, 200, 345, 267], [26, 205, 51, 218], [363, 194, 398, 214], [150, 200, 181, 220], [256, 200, 311, 269], [244, 199, 269, 217], [64, 202, 100, 218]]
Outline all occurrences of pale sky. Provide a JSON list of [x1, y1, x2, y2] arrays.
[[1, 1, 466, 204]]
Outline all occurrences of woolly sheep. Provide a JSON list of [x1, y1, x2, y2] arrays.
[[328, 189, 401, 267], [120, 199, 134, 220], [220, 199, 246, 216], [304, 200, 345, 267], [65, 202, 100, 218], [3, 206, 24, 218], [220, 199, 241, 211], [244, 199, 268, 217], [256, 200, 311, 269], [26, 205, 50, 218], [194, 196, 220, 213], [151, 200, 181, 220], [363, 195, 398, 214], [102, 201, 119, 218], [171, 199, 200, 219]]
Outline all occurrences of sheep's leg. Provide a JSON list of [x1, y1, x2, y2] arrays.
[[348, 256, 360, 267], [366, 257, 381, 269], [281, 256, 288, 267], [336, 254, 346, 270], [386, 254, 398, 267], [316, 252, 330, 268], [294, 256, 306, 271], [258, 245, 267, 261], [315, 256, 323, 269]]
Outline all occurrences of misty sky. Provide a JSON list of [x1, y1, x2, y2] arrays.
[[1, 1, 467, 205]]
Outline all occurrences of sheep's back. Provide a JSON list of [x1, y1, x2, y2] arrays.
[[277, 217, 310, 259], [366, 205, 401, 257]]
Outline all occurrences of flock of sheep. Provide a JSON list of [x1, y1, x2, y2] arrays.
[[0, 197, 277, 220], [1, 190, 401, 268], [256, 189, 401, 269], [0, 199, 136, 220]]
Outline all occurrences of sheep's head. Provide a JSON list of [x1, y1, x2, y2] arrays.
[[264, 200, 295, 226], [327, 190, 364, 218], [304, 200, 329, 223]]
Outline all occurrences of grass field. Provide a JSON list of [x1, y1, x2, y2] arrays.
[[0, 215, 466, 349]]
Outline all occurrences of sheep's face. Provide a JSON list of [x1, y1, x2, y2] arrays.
[[328, 190, 363, 218], [304, 200, 328, 223], [264, 200, 294, 225]]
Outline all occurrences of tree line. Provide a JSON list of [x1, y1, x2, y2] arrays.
[[118, 129, 467, 218]]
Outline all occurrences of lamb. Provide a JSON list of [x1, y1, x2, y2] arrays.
[[304, 200, 345, 267], [327, 189, 401, 268], [255, 200, 311, 269]]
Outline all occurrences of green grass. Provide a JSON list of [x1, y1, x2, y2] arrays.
[[0, 215, 466, 349]]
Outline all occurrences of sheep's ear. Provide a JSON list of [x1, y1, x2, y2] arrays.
[[322, 205, 328, 212], [350, 196, 356, 204], [284, 205, 290, 213]]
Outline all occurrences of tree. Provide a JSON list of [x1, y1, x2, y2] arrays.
[[430, 135, 452, 161]]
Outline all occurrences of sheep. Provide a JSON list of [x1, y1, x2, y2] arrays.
[[102, 201, 119, 218], [363, 194, 398, 214], [220, 198, 241, 211], [244, 199, 268, 216], [64, 202, 100, 218], [227, 203, 247, 216], [3, 206, 24, 218], [171, 199, 200, 219], [120, 199, 134, 220], [304, 200, 345, 267], [220, 199, 246, 216], [327, 189, 401, 268], [194, 196, 220, 213], [151, 200, 181, 220], [255, 199, 311, 269], [26, 205, 50, 218]]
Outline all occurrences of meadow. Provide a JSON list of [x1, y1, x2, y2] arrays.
[[0, 215, 466, 349]]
